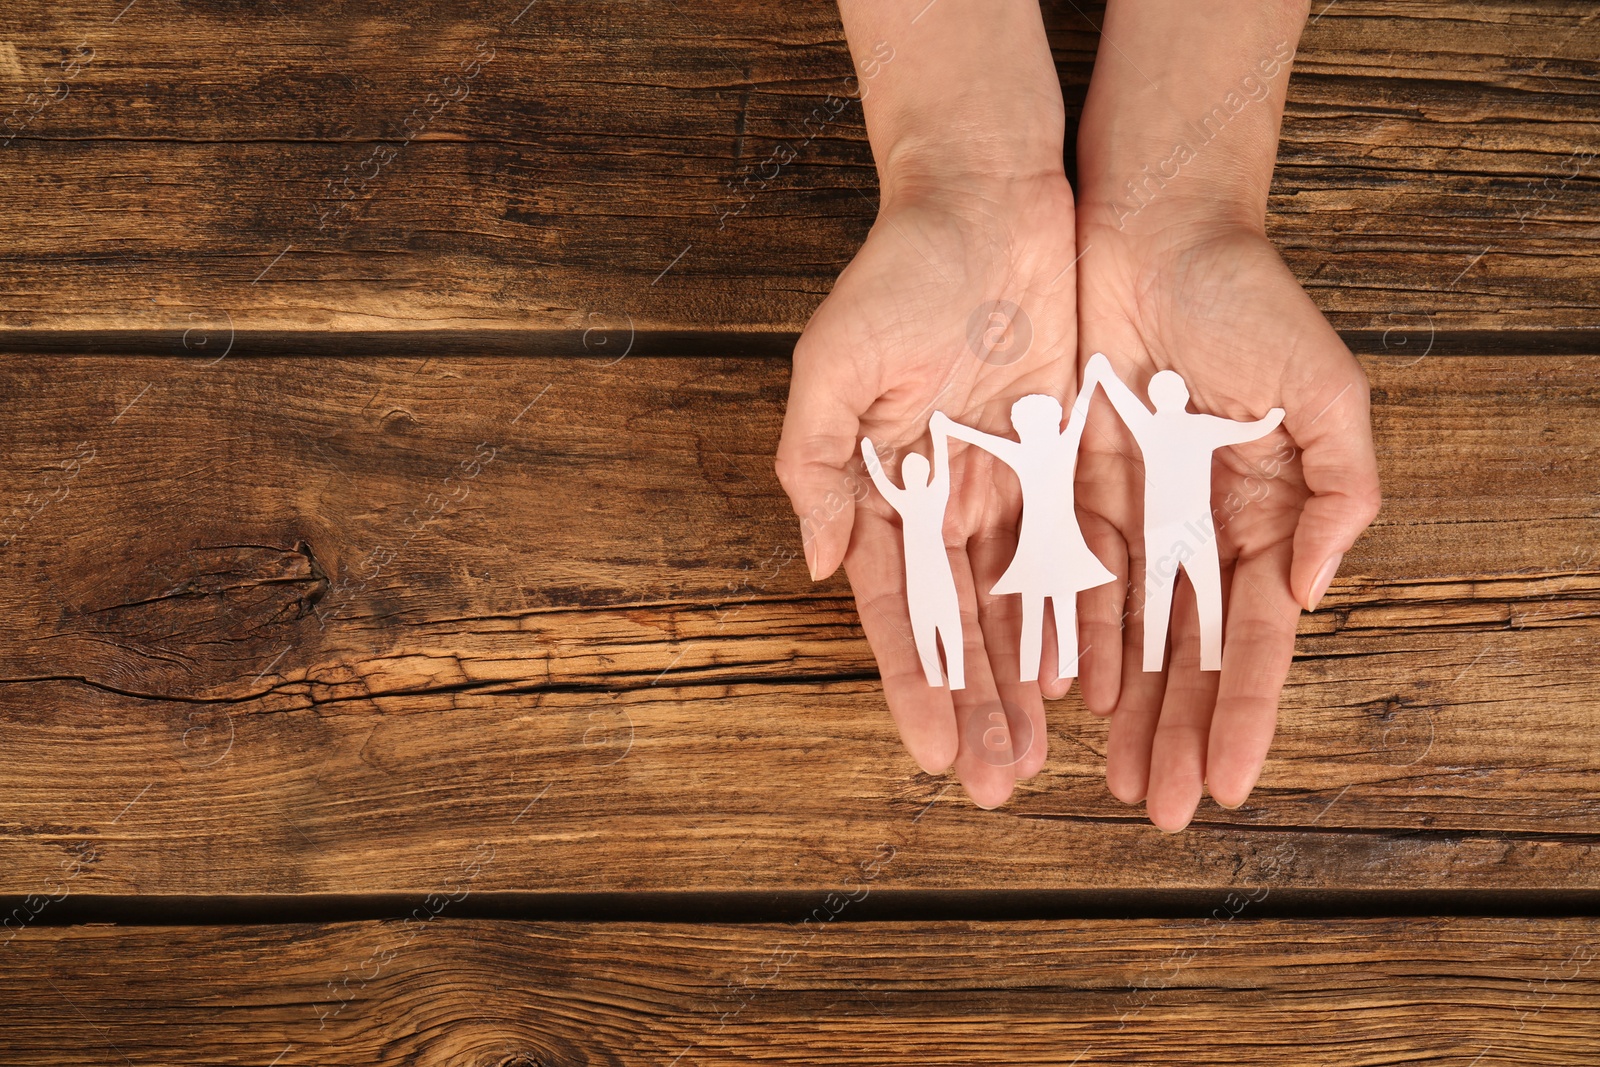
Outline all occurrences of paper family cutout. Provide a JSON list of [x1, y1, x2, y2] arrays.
[[862, 352, 1284, 690]]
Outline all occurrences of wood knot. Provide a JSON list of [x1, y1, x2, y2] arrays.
[[1366, 696, 1436, 766], [58, 540, 328, 700]]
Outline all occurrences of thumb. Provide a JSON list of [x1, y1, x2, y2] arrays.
[[775, 339, 871, 582], [1287, 360, 1382, 611]]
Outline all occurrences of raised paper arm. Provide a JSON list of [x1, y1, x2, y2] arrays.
[[1206, 407, 1285, 447], [1081, 352, 1153, 432], [929, 424, 951, 493], [860, 437, 905, 504], [1067, 357, 1110, 427], [931, 409, 1020, 466]]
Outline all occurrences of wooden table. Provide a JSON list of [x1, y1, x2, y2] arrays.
[[1, 2, 1597, 1063]]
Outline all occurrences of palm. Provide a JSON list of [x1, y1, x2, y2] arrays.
[[778, 175, 1089, 809], [1072, 222, 1379, 829]]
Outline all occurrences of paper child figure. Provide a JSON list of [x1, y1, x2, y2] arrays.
[[861, 435, 965, 689], [1081, 352, 1284, 672], [931, 392, 1115, 684]]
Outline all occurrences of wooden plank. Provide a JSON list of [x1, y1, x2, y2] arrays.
[[1, 918, 1597, 1064], [0, 353, 1596, 895], [0, 1, 1594, 336], [1277, 0, 1600, 332]]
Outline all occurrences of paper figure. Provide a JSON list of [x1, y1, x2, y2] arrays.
[[859, 353, 1286, 690], [1081, 352, 1284, 672], [931, 391, 1115, 684], [861, 435, 965, 689]]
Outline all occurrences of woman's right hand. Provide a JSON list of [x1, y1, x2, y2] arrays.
[[775, 171, 1089, 809]]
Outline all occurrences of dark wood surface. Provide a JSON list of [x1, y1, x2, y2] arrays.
[[3, 918, 1598, 1065], [0, 1, 1595, 338], [0, 353, 1595, 899], [1, 0, 1597, 1062]]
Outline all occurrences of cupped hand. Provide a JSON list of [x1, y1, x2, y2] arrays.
[[1070, 217, 1381, 831], [775, 173, 1087, 809]]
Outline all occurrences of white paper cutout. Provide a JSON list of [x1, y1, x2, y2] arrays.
[[862, 352, 1285, 689], [931, 390, 1115, 685], [1081, 352, 1283, 672], [862, 433, 965, 689]]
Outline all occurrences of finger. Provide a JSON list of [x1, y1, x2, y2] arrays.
[[969, 527, 1049, 781], [1038, 590, 1067, 702], [774, 337, 874, 582], [1144, 570, 1221, 833], [1072, 400, 1142, 711], [1073, 508, 1128, 714], [1286, 354, 1381, 611], [1205, 542, 1300, 809], [843, 507, 958, 775], [1033, 571, 1079, 704], [944, 544, 1019, 809], [1104, 545, 1169, 805]]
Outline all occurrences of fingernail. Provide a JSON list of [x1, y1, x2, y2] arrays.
[[1307, 552, 1342, 611], [801, 524, 820, 581]]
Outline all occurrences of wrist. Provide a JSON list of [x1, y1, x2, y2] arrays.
[[837, 0, 1068, 216], [1075, 95, 1283, 238], [1077, 172, 1271, 241], [1076, 84, 1285, 238], [1075, 0, 1306, 238], [876, 131, 1068, 217]]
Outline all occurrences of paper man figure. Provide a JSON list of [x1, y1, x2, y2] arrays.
[[1081, 352, 1284, 672], [931, 392, 1115, 684], [861, 435, 965, 689]]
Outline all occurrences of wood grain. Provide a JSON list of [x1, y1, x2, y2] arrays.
[[0, 353, 1595, 896], [0, 1, 1594, 336], [1, 1, 1595, 1049], [2, 918, 1597, 1064]]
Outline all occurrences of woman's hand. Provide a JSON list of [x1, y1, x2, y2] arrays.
[[1071, 0, 1381, 830], [1071, 218, 1380, 832], [777, 173, 1086, 809], [777, 0, 1079, 808]]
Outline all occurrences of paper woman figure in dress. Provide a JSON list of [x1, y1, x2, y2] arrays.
[[931, 391, 1115, 684], [1081, 352, 1284, 672], [861, 434, 965, 689]]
